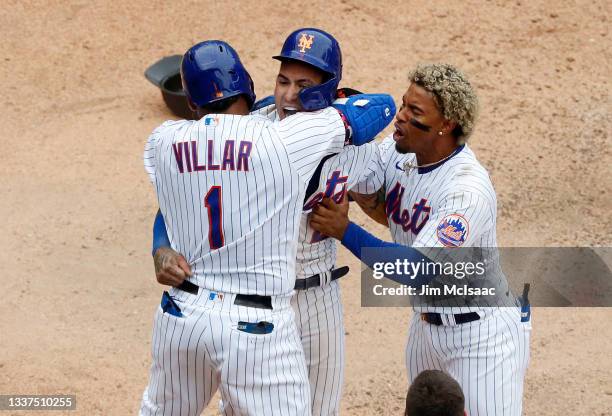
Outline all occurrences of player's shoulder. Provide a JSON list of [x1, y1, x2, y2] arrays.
[[204, 113, 273, 137], [449, 146, 492, 182], [329, 141, 377, 163], [147, 119, 194, 146], [247, 113, 275, 124], [378, 134, 396, 154], [150, 119, 192, 136], [441, 145, 496, 200], [204, 113, 272, 124], [276, 107, 340, 129], [267, 108, 343, 147]]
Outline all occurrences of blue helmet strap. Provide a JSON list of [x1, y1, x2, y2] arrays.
[[298, 75, 339, 111]]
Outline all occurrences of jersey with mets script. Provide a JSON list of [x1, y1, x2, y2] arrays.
[[252, 103, 380, 279], [355, 135, 510, 313], [144, 108, 346, 296]]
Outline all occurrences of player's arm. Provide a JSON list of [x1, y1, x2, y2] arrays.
[[309, 196, 434, 287], [143, 131, 159, 186], [144, 121, 194, 286], [348, 135, 395, 226], [144, 120, 185, 186], [337, 141, 388, 226], [311, 187, 493, 279], [279, 93, 396, 184], [349, 188, 388, 226], [251, 88, 367, 122], [152, 209, 192, 286], [152, 209, 170, 255]]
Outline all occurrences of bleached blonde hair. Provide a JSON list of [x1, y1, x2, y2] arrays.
[[409, 63, 479, 142]]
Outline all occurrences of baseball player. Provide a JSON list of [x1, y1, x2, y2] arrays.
[[140, 40, 395, 415], [310, 64, 531, 415], [151, 28, 384, 415]]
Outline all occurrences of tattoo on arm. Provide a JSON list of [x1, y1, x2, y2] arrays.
[[364, 188, 386, 210], [349, 188, 388, 227]]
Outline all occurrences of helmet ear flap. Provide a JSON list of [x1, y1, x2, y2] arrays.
[[298, 75, 340, 111], [248, 75, 256, 108], [238, 70, 256, 110]]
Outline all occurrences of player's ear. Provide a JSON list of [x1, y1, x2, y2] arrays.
[[441, 119, 457, 136]]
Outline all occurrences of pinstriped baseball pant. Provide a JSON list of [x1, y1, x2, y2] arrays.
[[140, 287, 311, 416], [406, 307, 531, 416], [292, 279, 345, 416]]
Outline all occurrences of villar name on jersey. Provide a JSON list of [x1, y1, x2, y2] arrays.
[[171, 139, 253, 173]]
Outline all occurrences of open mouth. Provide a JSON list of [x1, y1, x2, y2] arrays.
[[393, 123, 404, 141]]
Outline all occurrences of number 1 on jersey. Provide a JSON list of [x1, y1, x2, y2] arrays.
[[205, 186, 225, 249]]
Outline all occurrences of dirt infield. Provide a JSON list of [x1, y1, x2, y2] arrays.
[[1, 1, 610, 414]]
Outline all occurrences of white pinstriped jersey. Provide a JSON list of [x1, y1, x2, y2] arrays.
[[297, 143, 378, 278], [355, 135, 507, 313], [144, 108, 346, 296], [252, 104, 380, 279]]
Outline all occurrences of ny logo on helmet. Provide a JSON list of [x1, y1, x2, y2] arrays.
[[298, 34, 314, 53], [213, 82, 223, 98]]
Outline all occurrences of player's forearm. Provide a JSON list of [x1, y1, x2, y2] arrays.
[[152, 209, 171, 256], [340, 222, 433, 287], [349, 190, 388, 226], [360, 204, 388, 227]]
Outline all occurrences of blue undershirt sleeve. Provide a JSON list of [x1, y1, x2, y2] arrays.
[[340, 221, 435, 287], [152, 209, 171, 256]]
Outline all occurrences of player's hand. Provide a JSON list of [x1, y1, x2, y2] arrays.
[[153, 247, 192, 286], [310, 194, 350, 240]]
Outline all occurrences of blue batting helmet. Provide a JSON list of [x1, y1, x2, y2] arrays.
[[273, 28, 342, 111], [181, 40, 256, 109]]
